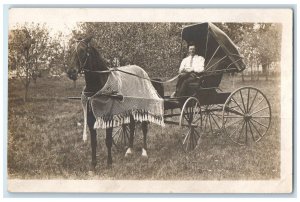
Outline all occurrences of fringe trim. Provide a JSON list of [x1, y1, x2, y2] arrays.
[[94, 110, 165, 129]]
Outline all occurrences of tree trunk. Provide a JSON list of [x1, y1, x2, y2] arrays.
[[24, 83, 29, 102], [256, 61, 260, 81], [241, 72, 244, 82], [73, 80, 77, 88], [265, 64, 269, 81], [262, 63, 269, 81], [250, 63, 253, 81]]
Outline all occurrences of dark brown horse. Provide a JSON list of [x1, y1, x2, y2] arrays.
[[69, 36, 163, 170]]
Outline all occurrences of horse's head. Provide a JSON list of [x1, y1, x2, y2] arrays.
[[68, 36, 94, 75], [68, 35, 109, 93]]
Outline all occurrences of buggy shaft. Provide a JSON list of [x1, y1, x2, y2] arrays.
[[67, 94, 124, 101]]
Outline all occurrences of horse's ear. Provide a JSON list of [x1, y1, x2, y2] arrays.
[[84, 35, 93, 44]]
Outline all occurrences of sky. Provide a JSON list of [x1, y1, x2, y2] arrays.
[[9, 9, 78, 37]]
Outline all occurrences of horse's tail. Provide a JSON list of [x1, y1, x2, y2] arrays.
[[151, 78, 164, 98]]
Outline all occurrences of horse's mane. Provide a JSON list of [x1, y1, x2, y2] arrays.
[[89, 46, 107, 71]]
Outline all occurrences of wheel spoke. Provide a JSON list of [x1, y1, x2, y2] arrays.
[[113, 127, 122, 137], [193, 114, 202, 125], [237, 121, 246, 143], [184, 114, 190, 123], [231, 97, 245, 113], [203, 114, 208, 131], [227, 108, 245, 116], [248, 120, 256, 141], [185, 131, 191, 151], [224, 115, 243, 118], [252, 116, 271, 118], [191, 130, 196, 149], [245, 121, 248, 143], [249, 120, 263, 138], [229, 104, 240, 110], [188, 131, 193, 150], [183, 129, 191, 145], [211, 111, 223, 120], [208, 114, 213, 133], [194, 129, 201, 139], [251, 97, 265, 113], [210, 113, 221, 129], [224, 118, 244, 128], [228, 120, 244, 138], [251, 118, 268, 128], [248, 90, 259, 112], [246, 88, 250, 113], [239, 90, 247, 113], [250, 106, 270, 116]]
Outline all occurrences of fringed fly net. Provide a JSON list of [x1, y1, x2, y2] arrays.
[[81, 65, 164, 141]]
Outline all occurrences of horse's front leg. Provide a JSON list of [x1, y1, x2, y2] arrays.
[[141, 121, 148, 158], [125, 115, 135, 157], [106, 127, 113, 167], [87, 110, 97, 171]]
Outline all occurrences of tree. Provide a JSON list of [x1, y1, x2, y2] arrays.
[[9, 23, 50, 101], [218, 23, 282, 81], [255, 24, 282, 80]]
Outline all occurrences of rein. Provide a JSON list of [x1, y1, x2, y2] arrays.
[[83, 68, 179, 84], [82, 66, 238, 84], [75, 39, 239, 84]]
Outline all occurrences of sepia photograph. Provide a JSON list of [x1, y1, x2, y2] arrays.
[[6, 8, 293, 193]]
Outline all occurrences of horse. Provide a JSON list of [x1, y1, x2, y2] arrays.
[[68, 36, 164, 170]]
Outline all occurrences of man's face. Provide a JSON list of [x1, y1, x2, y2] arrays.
[[188, 45, 196, 56]]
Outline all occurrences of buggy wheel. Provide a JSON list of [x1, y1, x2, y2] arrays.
[[112, 124, 131, 150], [201, 104, 224, 135], [179, 97, 202, 152], [222, 87, 271, 145]]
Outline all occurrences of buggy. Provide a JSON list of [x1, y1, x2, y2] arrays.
[[113, 23, 272, 152]]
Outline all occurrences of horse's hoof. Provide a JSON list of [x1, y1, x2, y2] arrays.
[[125, 148, 133, 158], [141, 148, 148, 159]]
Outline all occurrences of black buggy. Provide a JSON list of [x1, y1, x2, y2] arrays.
[[113, 23, 272, 152]]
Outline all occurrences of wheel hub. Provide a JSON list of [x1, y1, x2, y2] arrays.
[[244, 113, 252, 121]]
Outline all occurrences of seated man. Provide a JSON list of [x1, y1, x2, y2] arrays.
[[172, 44, 205, 97]]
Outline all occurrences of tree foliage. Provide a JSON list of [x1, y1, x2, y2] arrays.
[[217, 23, 282, 80], [70, 22, 281, 80], [9, 23, 50, 101], [71, 22, 188, 77]]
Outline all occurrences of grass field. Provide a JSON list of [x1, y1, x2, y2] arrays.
[[8, 74, 280, 180]]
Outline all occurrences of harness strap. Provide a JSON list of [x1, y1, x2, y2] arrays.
[[83, 68, 180, 84]]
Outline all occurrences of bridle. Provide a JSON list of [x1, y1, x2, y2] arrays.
[[75, 39, 90, 73]]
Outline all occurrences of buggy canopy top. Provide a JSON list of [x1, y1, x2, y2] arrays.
[[181, 23, 246, 73]]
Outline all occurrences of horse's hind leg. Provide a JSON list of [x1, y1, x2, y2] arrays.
[[125, 115, 135, 157], [141, 121, 148, 158], [105, 127, 113, 167]]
